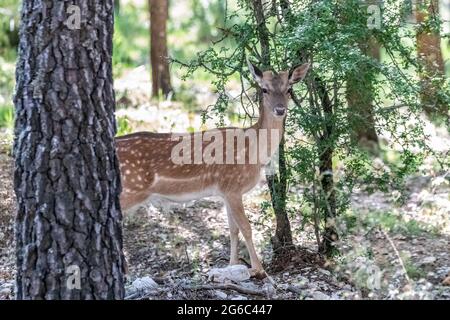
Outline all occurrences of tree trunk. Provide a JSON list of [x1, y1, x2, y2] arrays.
[[315, 78, 339, 256], [250, 0, 293, 253], [13, 0, 125, 299], [416, 0, 446, 117], [346, 38, 379, 152], [267, 137, 293, 251], [150, 0, 172, 98], [339, 1, 379, 150]]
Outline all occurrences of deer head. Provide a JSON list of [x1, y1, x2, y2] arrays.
[[248, 60, 310, 119]]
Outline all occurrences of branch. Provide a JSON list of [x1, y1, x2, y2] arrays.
[[182, 283, 265, 296], [380, 228, 412, 285]]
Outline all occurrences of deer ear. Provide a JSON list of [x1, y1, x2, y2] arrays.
[[247, 58, 264, 87], [289, 63, 310, 84]]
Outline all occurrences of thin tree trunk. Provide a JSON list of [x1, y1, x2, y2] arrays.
[[346, 38, 379, 152], [416, 0, 446, 117], [13, 0, 125, 299], [315, 78, 339, 256], [267, 137, 293, 250], [278, 0, 338, 255], [150, 0, 172, 98], [250, 0, 293, 253]]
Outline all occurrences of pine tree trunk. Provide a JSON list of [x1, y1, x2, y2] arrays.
[[13, 0, 125, 300], [416, 0, 446, 117], [150, 0, 172, 98]]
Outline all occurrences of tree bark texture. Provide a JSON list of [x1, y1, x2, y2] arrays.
[[13, 0, 125, 300]]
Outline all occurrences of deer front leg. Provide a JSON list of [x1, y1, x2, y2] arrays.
[[226, 205, 240, 265], [225, 194, 266, 279]]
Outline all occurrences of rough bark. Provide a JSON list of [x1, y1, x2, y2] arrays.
[[250, 0, 293, 253], [415, 0, 446, 117], [149, 0, 172, 98], [13, 0, 125, 299]]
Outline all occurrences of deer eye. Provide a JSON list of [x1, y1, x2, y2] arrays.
[[262, 88, 268, 94]]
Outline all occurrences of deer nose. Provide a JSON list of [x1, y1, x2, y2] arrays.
[[274, 105, 286, 116]]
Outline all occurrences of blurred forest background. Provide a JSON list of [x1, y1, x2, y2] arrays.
[[0, 0, 450, 300]]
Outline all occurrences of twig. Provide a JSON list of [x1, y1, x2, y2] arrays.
[[380, 228, 412, 284], [184, 244, 190, 266], [182, 283, 265, 296]]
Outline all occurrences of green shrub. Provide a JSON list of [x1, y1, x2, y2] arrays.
[[0, 104, 13, 129], [116, 116, 133, 136]]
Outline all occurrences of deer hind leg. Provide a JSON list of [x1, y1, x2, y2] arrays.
[[226, 204, 240, 265], [225, 194, 265, 279]]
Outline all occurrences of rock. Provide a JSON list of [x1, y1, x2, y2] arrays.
[[208, 265, 250, 283], [311, 291, 330, 300], [0, 288, 11, 298], [420, 256, 437, 265], [262, 283, 275, 297], [240, 281, 259, 291], [231, 294, 248, 300], [214, 290, 228, 299], [330, 292, 341, 300], [431, 176, 448, 187], [130, 276, 159, 293], [293, 276, 309, 289], [318, 268, 331, 277], [277, 283, 289, 290]]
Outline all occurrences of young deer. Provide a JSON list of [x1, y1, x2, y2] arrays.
[[116, 61, 310, 278]]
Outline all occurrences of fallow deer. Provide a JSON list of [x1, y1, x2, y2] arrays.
[[116, 61, 310, 278]]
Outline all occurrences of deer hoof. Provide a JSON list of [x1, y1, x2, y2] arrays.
[[249, 268, 267, 280]]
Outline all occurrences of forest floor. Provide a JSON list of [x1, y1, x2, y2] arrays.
[[0, 67, 449, 300]]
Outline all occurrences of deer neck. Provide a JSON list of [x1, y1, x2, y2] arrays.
[[252, 106, 285, 161]]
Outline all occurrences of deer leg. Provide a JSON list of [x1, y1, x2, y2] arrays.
[[226, 204, 240, 265], [225, 194, 265, 278]]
